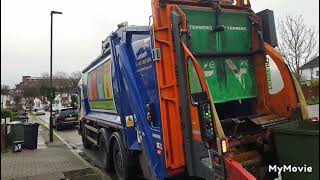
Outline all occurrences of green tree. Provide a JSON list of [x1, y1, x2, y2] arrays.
[[1, 108, 13, 119]]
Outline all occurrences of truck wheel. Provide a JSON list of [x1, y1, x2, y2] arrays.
[[112, 132, 132, 180], [56, 124, 62, 131], [99, 129, 113, 172], [81, 124, 92, 149]]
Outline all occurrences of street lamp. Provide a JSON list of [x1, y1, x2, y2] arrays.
[[50, 10, 62, 142]]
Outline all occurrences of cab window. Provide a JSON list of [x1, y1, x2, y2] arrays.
[[188, 57, 203, 94]]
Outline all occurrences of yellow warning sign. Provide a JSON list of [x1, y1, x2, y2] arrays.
[[126, 115, 135, 127]]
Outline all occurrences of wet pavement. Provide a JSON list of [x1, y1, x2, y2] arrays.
[[1, 115, 108, 180], [36, 112, 117, 180]]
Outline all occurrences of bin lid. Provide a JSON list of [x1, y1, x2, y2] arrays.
[[8, 121, 24, 125], [23, 122, 40, 126], [271, 120, 319, 136]]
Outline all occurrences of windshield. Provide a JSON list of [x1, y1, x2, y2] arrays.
[[60, 109, 78, 116]]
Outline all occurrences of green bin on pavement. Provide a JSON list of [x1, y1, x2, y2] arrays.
[[8, 121, 24, 145], [271, 120, 319, 180]]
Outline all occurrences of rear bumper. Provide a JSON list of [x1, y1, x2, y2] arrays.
[[57, 121, 78, 126]]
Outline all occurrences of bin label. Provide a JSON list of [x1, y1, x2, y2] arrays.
[[13, 143, 22, 152]]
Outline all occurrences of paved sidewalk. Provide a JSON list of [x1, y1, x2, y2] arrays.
[[1, 115, 108, 180]]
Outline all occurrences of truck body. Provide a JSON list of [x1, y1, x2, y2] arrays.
[[78, 0, 311, 179]]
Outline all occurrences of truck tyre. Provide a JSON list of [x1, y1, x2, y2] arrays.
[[112, 132, 133, 180], [56, 124, 62, 131], [99, 128, 113, 172], [81, 123, 92, 149]]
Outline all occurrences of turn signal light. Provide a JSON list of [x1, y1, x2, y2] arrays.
[[221, 139, 227, 153], [311, 117, 318, 122], [243, 0, 248, 5]]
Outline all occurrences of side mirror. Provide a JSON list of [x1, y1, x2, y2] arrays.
[[257, 9, 278, 47], [191, 92, 216, 148]]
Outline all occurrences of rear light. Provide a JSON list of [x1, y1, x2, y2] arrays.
[[167, 167, 185, 176], [57, 117, 63, 122], [310, 117, 318, 122], [221, 139, 227, 153], [217, 138, 228, 155]]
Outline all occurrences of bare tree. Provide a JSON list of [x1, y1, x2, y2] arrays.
[[69, 71, 82, 90], [40, 72, 50, 78], [277, 14, 319, 81], [1, 84, 10, 94], [13, 92, 23, 111]]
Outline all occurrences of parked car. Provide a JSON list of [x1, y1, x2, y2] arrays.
[[53, 107, 79, 131], [16, 111, 28, 122], [35, 109, 46, 115], [44, 105, 50, 111]]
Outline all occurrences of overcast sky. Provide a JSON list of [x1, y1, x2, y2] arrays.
[[1, 0, 319, 88]]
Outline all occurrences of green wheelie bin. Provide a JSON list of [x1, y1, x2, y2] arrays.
[[271, 120, 319, 180], [7, 121, 24, 145]]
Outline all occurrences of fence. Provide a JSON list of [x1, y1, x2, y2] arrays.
[[301, 85, 319, 102]]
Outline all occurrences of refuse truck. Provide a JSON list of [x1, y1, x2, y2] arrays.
[[78, 0, 318, 180]]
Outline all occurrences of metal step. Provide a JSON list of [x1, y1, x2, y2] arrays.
[[86, 135, 98, 145], [250, 114, 288, 128]]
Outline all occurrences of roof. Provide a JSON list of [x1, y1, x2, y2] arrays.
[[25, 77, 69, 80], [82, 25, 151, 73], [301, 56, 319, 69]]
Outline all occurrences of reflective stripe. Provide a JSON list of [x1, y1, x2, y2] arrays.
[[152, 133, 161, 139], [192, 130, 201, 135]]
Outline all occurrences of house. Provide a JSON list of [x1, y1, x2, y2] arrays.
[[33, 97, 43, 110], [52, 93, 72, 110], [301, 56, 319, 83], [1, 94, 14, 109]]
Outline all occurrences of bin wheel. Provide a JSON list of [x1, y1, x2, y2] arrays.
[[112, 132, 135, 180]]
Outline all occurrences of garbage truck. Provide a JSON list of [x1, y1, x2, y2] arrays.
[[78, 0, 318, 179]]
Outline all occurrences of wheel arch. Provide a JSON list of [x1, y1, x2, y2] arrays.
[[108, 130, 122, 154]]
